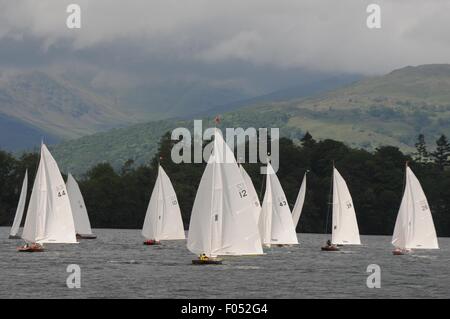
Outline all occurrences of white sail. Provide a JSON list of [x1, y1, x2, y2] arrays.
[[22, 144, 77, 244], [142, 165, 185, 241], [291, 173, 306, 228], [187, 129, 263, 257], [392, 166, 439, 250], [331, 168, 361, 245], [9, 170, 28, 237], [67, 173, 93, 236], [259, 163, 298, 245], [239, 165, 261, 222]]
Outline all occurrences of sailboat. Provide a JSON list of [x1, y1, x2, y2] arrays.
[[322, 167, 361, 251], [19, 144, 77, 252], [187, 128, 263, 264], [239, 164, 261, 222], [392, 164, 439, 255], [141, 165, 185, 245], [9, 170, 28, 239], [291, 172, 307, 230], [259, 162, 298, 248], [66, 173, 96, 239]]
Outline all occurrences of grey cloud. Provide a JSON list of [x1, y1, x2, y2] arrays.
[[0, 0, 449, 89]]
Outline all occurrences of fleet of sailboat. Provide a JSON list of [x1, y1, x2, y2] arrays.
[[67, 173, 96, 239], [19, 144, 78, 251], [392, 165, 439, 255], [291, 172, 307, 230], [259, 162, 298, 248], [142, 165, 185, 245], [9, 170, 28, 239], [322, 167, 361, 251], [187, 129, 263, 264], [5, 134, 442, 260]]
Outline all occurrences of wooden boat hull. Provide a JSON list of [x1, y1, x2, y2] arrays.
[[9, 235, 21, 239], [143, 240, 161, 246], [17, 245, 44, 253], [321, 246, 340, 252], [76, 234, 97, 240], [192, 258, 223, 265], [392, 249, 411, 255]]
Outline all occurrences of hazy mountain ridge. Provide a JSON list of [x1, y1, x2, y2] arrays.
[[0, 70, 134, 142], [50, 64, 450, 175], [1, 68, 355, 151], [276, 64, 450, 150]]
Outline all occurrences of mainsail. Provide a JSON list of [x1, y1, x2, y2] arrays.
[[67, 173, 94, 236], [331, 168, 361, 245], [259, 163, 298, 246], [187, 129, 263, 257], [239, 165, 261, 222], [9, 170, 28, 237], [22, 144, 77, 244], [392, 166, 439, 250], [142, 165, 185, 241], [291, 173, 306, 229]]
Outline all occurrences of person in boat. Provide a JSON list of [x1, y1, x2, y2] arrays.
[[325, 239, 338, 249], [199, 253, 209, 261]]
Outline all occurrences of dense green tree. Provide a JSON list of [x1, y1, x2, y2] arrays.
[[431, 134, 450, 170], [1, 133, 450, 237], [414, 134, 429, 163]]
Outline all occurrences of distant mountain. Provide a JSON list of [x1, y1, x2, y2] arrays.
[[273, 64, 450, 150], [193, 74, 361, 117], [0, 69, 354, 151], [0, 71, 134, 143], [51, 64, 450, 175], [0, 113, 58, 151]]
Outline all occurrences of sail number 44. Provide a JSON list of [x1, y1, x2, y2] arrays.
[[225, 303, 268, 314]]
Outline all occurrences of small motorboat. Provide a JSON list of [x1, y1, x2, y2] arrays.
[[321, 245, 340, 252], [8, 235, 22, 239], [392, 248, 411, 255], [17, 243, 44, 253], [192, 257, 223, 265], [76, 233, 97, 240], [143, 239, 161, 246]]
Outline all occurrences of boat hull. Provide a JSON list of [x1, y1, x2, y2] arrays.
[[392, 249, 411, 255], [8, 235, 21, 239], [321, 246, 340, 252], [76, 234, 97, 240], [192, 258, 223, 265], [143, 239, 161, 246], [17, 244, 44, 253]]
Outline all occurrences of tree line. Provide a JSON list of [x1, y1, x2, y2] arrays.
[[0, 132, 449, 236]]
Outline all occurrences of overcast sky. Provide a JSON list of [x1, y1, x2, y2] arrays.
[[1, 0, 450, 92]]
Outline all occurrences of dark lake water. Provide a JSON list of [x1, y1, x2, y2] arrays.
[[0, 227, 449, 298]]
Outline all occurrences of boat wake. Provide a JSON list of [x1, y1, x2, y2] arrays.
[[410, 255, 437, 260], [107, 260, 140, 264]]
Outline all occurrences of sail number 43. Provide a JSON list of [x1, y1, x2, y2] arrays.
[[225, 303, 268, 314]]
